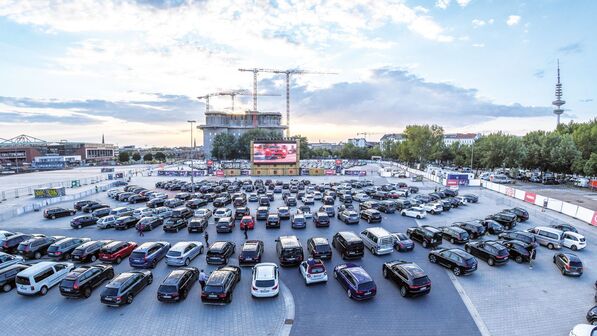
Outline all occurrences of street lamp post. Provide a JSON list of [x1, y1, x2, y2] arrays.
[[188, 120, 196, 193], [470, 142, 474, 174]]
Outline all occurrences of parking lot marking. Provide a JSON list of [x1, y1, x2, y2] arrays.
[[279, 281, 295, 336]]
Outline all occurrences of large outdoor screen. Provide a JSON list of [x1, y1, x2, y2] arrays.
[[253, 143, 297, 164]]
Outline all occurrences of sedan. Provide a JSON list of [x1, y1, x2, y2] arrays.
[[464, 241, 509, 266], [334, 263, 376, 300], [165, 242, 204, 267]]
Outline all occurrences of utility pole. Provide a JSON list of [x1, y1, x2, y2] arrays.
[[471, 142, 474, 172], [187, 120, 196, 192]]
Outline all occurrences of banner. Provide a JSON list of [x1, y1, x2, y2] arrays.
[[505, 187, 515, 197], [101, 168, 115, 173], [215, 170, 224, 177], [524, 192, 536, 203], [300, 168, 310, 176], [446, 179, 458, 186], [324, 169, 335, 176], [592, 211, 597, 226], [34, 187, 66, 198], [115, 173, 124, 178], [240, 170, 251, 176]]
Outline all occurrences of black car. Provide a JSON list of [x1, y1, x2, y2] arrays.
[[504, 207, 529, 222], [1, 234, 37, 254], [553, 252, 583, 276], [92, 208, 111, 218], [238, 240, 264, 266], [186, 199, 207, 209], [406, 226, 443, 248], [501, 240, 536, 264], [163, 218, 188, 233], [60, 264, 115, 298], [438, 226, 469, 244], [267, 214, 282, 229], [498, 230, 537, 247], [114, 216, 139, 230], [17, 236, 56, 259], [360, 209, 382, 223], [48, 237, 90, 260], [188, 217, 208, 233], [136, 216, 163, 231], [486, 212, 518, 230], [481, 219, 505, 235], [70, 215, 98, 229], [307, 237, 332, 259], [0, 264, 30, 293], [234, 207, 250, 219], [382, 260, 431, 297], [206, 241, 236, 265], [550, 223, 578, 233], [74, 200, 95, 211], [157, 267, 199, 302], [276, 236, 304, 267], [43, 207, 76, 219], [259, 196, 270, 207], [464, 241, 509, 266], [100, 270, 153, 306], [453, 221, 486, 239], [71, 240, 111, 263], [313, 212, 330, 227], [443, 189, 458, 197], [82, 203, 109, 213], [428, 248, 477, 276], [201, 266, 241, 304], [462, 194, 478, 203], [128, 195, 148, 204], [586, 306, 597, 325], [147, 198, 165, 208], [378, 201, 396, 214], [332, 231, 364, 260]]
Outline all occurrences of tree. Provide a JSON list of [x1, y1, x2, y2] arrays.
[[292, 135, 312, 159], [548, 133, 580, 173], [132, 152, 141, 161], [211, 133, 238, 160], [143, 153, 153, 161], [154, 152, 166, 162], [584, 153, 597, 177], [118, 152, 130, 163], [402, 124, 444, 165]]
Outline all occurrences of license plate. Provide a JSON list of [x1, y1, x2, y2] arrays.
[[287, 258, 295, 261], [104, 297, 113, 301], [364, 291, 370, 295], [163, 295, 171, 298], [209, 294, 217, 298], [260, 289, 268, 293], [73, 256, 80, 260], [245, 258, 252, 261], [62, 288, 71, 292]]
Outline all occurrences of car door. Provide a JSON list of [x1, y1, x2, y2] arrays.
[[299, 262, 307, 278], [48, 265, 64, 287], [438, 251, 453, 268]]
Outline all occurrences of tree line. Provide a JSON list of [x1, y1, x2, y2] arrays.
[[118, 151, 167, 163]]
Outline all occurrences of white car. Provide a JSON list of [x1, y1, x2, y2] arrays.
[[194, 208, 213, 219], [16, 261, 73, 296], [297, 208, 313, 219], [353, 193, 370, 202], [313, 192, 323, 201], [455, 196, 469, 205], [251, 263, 279, 298], [0, 230, 16, 243], [569, 324, 597, 336], [299, 259, 328, 285], [97, 215, 117, 229], [401, 207, 427, 219], [151, 192, 168, 200], [165, 241, 204, 266], [562, 232, 587, 251], [153, 206, 172, 219], [107, 189, 122, 198], [132, 207, 153, 220], [421, 202, 443, 214], [302, 196, 315, 205], [214, 208, 233, 222]]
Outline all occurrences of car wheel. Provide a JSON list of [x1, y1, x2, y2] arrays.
[[401, 212, 406, 216], [431, 210, 435, 215], [2, 283, 12, 292], [148, 276, 153, 285], [465, 246, 470, 253], [571, 245, 578, 251], [452, 267, 461, 276], [400, 286, 407, 297], [383, 268, 388, 278], [34, 252, 41, 259], [422, 241, 428, 248], [39, 286, 48, 296], [332, 241, 336, 248], [126, 294, 134, 304], [184, 258, 190, 266], [227, 292, 233, 303], [83, 287, 92, 298], [182, 289, 188, 300], [370, 247, 376, 255], [552, 256, 556, 263], [347, 289, 352, 298], [450, 238, 455, 244], [561, 268, 566, 275], [91, 255, 97, 262], [116, 257, 122, 264], [416, 215, 421, 219], [108, 271, 115, 279], [333, 271, 338, 279], [151, 260, 157, 269], [515, 256, 523, 264], [488, 258, 495, 266], [429, 255, 437, 263], [547, 243, 554, 250]]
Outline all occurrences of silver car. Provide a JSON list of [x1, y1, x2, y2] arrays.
[[0, 252, 23, 270], [165, 241, 204, 266], [97, 215, 117, 229]]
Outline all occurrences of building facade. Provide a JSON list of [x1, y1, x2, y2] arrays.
[[199, 111, 287, 159], [443, 133, 480, 146], [379, 133, 405, 151]]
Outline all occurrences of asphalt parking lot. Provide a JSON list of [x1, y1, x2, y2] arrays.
[[508, 180, 597, 210], [1, 165, 596, 336]]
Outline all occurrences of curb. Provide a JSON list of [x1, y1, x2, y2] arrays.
[[279, 281, 295, 336]]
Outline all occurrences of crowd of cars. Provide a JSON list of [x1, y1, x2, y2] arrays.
[[1, 175, 595, 333]]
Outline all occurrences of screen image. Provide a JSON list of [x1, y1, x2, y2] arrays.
[[253, 143, 297, 164]]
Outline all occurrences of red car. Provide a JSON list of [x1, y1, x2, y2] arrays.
[[386, 192, 402, 199], [239, 216, 255, 230], [98, 241, 137, 264]]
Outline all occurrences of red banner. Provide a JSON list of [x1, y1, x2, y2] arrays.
[[324, 169, 335, 175], [215, 170, 224, 177], [446, 179, 458, 186], [524, 192, 536, 203], [505, 187, 515, 197], [592, 211, 597, 226], [591, 180, 597, 188]]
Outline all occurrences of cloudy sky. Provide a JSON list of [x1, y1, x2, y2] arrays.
[[0, 0, 594, 147]]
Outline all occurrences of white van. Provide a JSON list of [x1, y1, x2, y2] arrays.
[[360, 227, 394, 255], [15, 261, 74, 296], [527, 226, 564, 249]]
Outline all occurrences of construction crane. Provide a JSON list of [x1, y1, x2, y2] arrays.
[[238, 68, 337, 136], [196, 92, 228, 113], [220, 89, 280, 113]]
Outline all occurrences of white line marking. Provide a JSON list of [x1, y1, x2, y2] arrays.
[[279, 281, 295, 336]]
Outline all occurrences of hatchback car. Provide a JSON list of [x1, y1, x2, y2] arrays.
[[391, 233, 414, 252], [400, 207, 427, 219], [299, 258, 328, 285], [239, 240, 264, 266], [97, 215, 118, 229], [188, 217, 209, 233], [334, 263, 376, 300], [251, 263, 279, 298], [307, 237, 332, 259], [165, 241, 204, 267], [382, 260, 431, 297], [157, 267, 199, 302], [553, 252, 583, 276], [216, 217, 235, 233], [100, 270, 153, 306], [129, 242, 171, 269], [59, 264, 115, 299], [201, 266, 241, 304], [267, 214, 282, 229], [313, 212, 331, 227], [338, 210, 360, 224], [239, 216, 255, 230]]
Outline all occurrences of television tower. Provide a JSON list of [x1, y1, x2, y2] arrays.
[[552, 59, 565, 126]]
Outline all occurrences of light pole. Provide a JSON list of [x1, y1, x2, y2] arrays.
[[470, 142, 474, 174], [188, 120, 196, 192]]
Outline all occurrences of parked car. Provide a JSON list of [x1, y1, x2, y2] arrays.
[[206, 241, 236, 265], [216, 217, 235, 233], [71, 240, 111, 263], [526, 226, 564, 250], [338, 210, 360, 224], [163, 217, 188, 233], [390, 232, 414, 252], [15, 261, 74, 296], [136, 216, 163, 232], [194, 208, 213, 219], [157, 267, 199, 302], [504, 207, 529, 222], [99, 241, 138, 264], [562, 231, 586, 251], [2, 234, 40, 254], [59, 264, 114, 298], [501, 240, 536, 264], [481, 219, 505, 235], [239, 240, 264, 266], [439, 226, 470, 244], [334, 263, 376, 300], [47, 238, 91, 260], [553, 252, 583, 276], [44, 207, 76, 219], [332, 231, 364, 260], [0, 264, 29, 292], [165, 241, 204, 267], [114, 216, 139, 230], [251, 263, 279, 298], [360, 209, 382, 223], [275, 236, 304, 267], [100, 270, 153, 306], [400, 207, 427, 219], [188, 217, 208, 233], [239, 216, 255, 230], [307, 237, 332, 260], [0, 252, 23, 270], [299, 258, 328, 285], [265, 214, 281, 229], [498, 230, 537, 247], [382, 260, 431, 297], [17, 236, 57, 260], [407, 226, 442, 248], [428, 247, 477, 276], [486, 212, 517, 230], [201, 265, 241, 304], [97, 215, 117, 229], [551, 223, 578, 233], [360, 227, 394, 255], [313, 212, 331, 227], [464, 241, 509, 266], [129, 242, 170, 269], [453, 221, 486, 239]]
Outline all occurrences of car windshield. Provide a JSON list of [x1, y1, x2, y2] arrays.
[[308, 265, 325, 274], [241, 250, 258, 257], [282, 248, 302, 257], [570, 261, 583, 267], [357, 281, 375, 291], [316, 244, 330, 252], [464, 258, 476, 266], [204, 285, 223, 293], [255, 280, 275, 288], [412, 276, 430, 286], [47, 245, 59, 252]]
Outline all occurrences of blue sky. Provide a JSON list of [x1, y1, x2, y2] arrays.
[[0, 0, 595, 147]]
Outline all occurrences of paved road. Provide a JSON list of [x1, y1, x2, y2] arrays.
[[508, 180, 597, 210]]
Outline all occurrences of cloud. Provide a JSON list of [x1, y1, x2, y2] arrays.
[[579, 98, 593, 103], [472, 43, 485, 48], [435, 0, 450, 9], [533, 70, 545, 78], [456, 0, 472, 7], [558, 42, 583, 54], [472, 18, 493, 28], [506, 15, 521, 26]]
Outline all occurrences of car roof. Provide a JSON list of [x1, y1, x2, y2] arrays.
[[107, 272, 140, 287], [337, 231, 360, 242], [311, 237, 328, 245], [135, 242, 165, 251], [210, 241, 228, 250], [399, 263, 427, 279], [254, 263, 277, 280], [449, 248, 473, 258], [163, 269, 187, 284], [279, 236, 300, 247], [208, 270, 232, 284], [345, 265, 372, 283], [17, 262, 63, 277], [364, 227, 391, 236], [170, 241, 200, 251], [562, 253, 581, 261], [242, 241, 261, 251]]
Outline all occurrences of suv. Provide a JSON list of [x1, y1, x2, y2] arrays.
[[0, 264, 29, 293], [256, 207, 269, 221], [129, 242, 171, 268], [216, 217, 235, 233], [48, 238, 90, 260], [338, 210, 359, 224], [267, 214, 282, 229], [251, 263, 279, 298], [188, 217, 208, 233], [206, 241, 236, 265], [406, 226, 442, 248], [114, 216, 139, 230], [290, 214, 306, 229], [378, 201, 396, 214], [59, 264, 115, 298], [553, 252, 583, 276], [313, 212, 330, 227], [527, 226, 564, 250], [428, 247, 478, 276], [71, 240, 111, 263], [44, 207, 75, 219], [100, 270, 153, 306], [17, 236, 56, 260], [439, 226, 469, 244], [382, 260, 431, 297], [486, 212, 517, 230], [2, 234, 40, 254], [332, 231, 364, 260], [99, 241, 138, 264], [360, 209, 382, 223], [307, 237, 332, 259], [157, 267, 199, 302], [453, 221, 486, 239], [201, 266, 241, 304], [239, 240, 264, 266], [69, 214, 98, 230], [275, 236, 304, 267]]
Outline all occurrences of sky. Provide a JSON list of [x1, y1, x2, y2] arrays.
[[0, 0, 595, 147]]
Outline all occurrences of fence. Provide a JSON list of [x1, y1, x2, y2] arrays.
[[0, 174, 111, 202]]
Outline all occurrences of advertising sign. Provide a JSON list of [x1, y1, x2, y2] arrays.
[[101, 168, 115, 173], [446, 179, 459, 186], [524, 192, 536, 203], [253, 143, 297, 164], [215, 170, 224, 177], [300, 168, 310, 176], [34, 187, 66, 198], [240, 170, 251, 176], [505, 187, 515, 197], [324, 169, 335, 176], [115, 173, 124, 178], [592, 211, 597, 226]]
